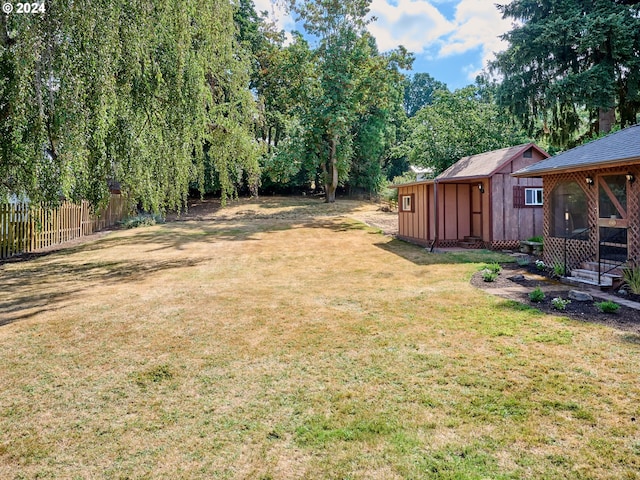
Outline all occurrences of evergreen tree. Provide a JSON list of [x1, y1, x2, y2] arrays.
[[491, 0, 640, 148]]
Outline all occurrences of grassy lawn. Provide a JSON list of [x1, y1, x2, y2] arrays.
[[1, 197, 639, 479]]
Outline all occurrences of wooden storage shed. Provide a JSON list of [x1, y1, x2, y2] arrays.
[[392, 143, 549, 249]]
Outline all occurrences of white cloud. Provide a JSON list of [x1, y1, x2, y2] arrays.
[[367, 0, 511, 80], [440, 0, 511, 67], [368, 0, 454, 52]]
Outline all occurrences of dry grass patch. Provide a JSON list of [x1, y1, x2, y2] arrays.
[[1, 197, 639, 479]]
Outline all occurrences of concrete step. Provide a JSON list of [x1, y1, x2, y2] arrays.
[[580, 261, 624, 277], [570, 269, 614, 287]]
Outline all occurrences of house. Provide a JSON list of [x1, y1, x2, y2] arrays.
[[513, 124, 640, 287], [392, 143, 549, 249], [409, 165, 434, 181]]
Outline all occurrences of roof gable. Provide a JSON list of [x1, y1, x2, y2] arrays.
[[436, 143, 544, 181], [514, 124, 640, 176]]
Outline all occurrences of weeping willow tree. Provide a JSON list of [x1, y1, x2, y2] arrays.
[[0, 0, 260, 211]]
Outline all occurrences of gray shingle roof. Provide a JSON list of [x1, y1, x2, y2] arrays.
[[514, 124, 640, 177], [436, 143, 536, 180]]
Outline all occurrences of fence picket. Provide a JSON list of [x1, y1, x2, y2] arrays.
[[0, 194, 130, 260]]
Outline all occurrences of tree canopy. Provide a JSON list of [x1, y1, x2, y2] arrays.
[[406, 85, 529, 174], [491, 0, 640, 148], [1, 0, 260, 210]]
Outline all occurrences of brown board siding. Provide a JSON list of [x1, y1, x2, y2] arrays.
[[397, 184, 430, 243], [492, 172, 543, 243]]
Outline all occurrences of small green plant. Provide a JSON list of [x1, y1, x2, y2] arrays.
[[622, 264, 640, 295], [516, 256, 531, 267], [596, 301, 620, 314], [483, 263, 501, 274], [528, 236, 543, 244], [535, 259, 546, 271], [529, 287, 545, 303], [482, 271, 498, 282], [551, 297, 571, 311], [552, 262, 566, 277]]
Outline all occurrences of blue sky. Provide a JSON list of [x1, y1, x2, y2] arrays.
[[253, 0, 514, 91]]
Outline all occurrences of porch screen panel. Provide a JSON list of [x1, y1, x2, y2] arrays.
[[550, 181, 589, 239], [599, 175, 627, 218]]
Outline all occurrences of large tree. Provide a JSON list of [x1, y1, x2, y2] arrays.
[[491, 0, 640, 148], [288, 0, 411, 202], [1, 0, 260, 211], [403, 73, 447, 117], [406, 85, 529, 174]]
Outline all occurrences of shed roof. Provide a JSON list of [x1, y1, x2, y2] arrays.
[[436, 143, 541, 181], [514, 124, 640, 177]]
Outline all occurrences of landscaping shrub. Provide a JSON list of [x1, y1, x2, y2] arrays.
[[552, 262, 566, 277], [596, 301, 620, 314], [482, 271, 498, 282], [529, 287, 545, 303], [551, 297, 571, 311], [622, 264, 640, 295], [484, 263, 501, 274]]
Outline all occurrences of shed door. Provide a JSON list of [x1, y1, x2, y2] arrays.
[[471, 184, 482, 238], [598, 174, 628, 263]]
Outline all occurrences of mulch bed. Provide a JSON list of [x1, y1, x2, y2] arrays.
[[471, 262, 640, 333]]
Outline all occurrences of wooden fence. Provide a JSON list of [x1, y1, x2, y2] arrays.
[[0, 194, 130, 260]]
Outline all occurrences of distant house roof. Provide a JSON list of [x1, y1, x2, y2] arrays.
[[437, 143, 543, 181], [514, 124, 640, 177]]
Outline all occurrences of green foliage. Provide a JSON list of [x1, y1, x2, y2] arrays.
[[516, 256, 531, 267], [535, 260, 546, 271], [403, 73, 447, 117], [551, 297, 571, 311], [405, 85, 529, 174], [1, 0, 260, 212], [622, 264, 640, 295], [120, 214, 165, 229], [492, 0, 640, 148], [553, 262, 566, 277], [279, 0, 412, 202], [529, 287, 546, 303], [482, 271, 498, 282], [528, 236, 543, 244], [596, 301, 620, 314], [486, 263, 502, 274]]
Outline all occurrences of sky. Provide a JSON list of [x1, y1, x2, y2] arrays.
[[252, 0, 515, 91]]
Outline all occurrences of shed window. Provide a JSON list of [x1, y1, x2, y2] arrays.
[[514, 186, 543, 208], [525, 188, 543, 206], [400, 194, 414, 212]]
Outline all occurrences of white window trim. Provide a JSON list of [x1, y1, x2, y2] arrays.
[[401, 195, 412, 212], [402, 195, 411, 211], [525, 187, 543, 206]]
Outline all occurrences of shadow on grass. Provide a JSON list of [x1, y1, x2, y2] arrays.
[[0, 213, 373, 327], [0, 256, 207, 327]]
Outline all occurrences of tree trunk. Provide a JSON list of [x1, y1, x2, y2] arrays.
[[324, 135, 339, 203], [598, 107, 616, 134]]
